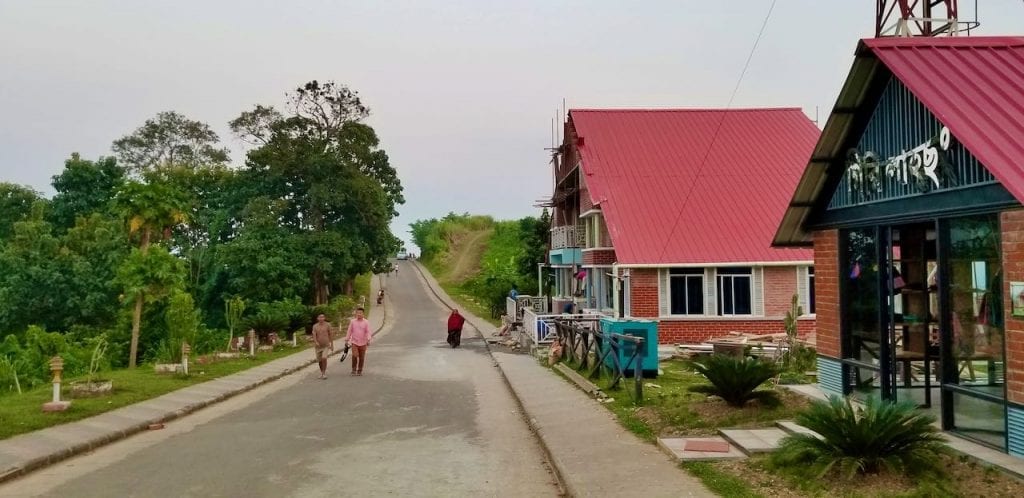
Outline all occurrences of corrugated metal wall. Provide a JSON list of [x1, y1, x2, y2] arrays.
[[817, 356, 844, 397], [1008, 406, 1024, 457], [829, 78, 996, 209]]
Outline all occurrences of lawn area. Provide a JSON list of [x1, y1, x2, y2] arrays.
[[557, 357, 1024, 497], [0, 345, 303, 440], [442, 281, 501, 327], [581, 358, 810, 442]]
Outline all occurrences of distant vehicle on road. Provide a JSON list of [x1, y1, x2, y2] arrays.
[[396, 250, 408, 260]]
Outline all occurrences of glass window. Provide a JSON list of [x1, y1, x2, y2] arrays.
[[717, 268, 752, 315], [947, 214, 1003, 396], [843, 228, 882, 365], [808, 266, 816, 314], [669, 268, 704, 315]]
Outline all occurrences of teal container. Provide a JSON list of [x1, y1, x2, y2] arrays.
[[599, 318, 658, 377]]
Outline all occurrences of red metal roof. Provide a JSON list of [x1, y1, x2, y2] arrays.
[[863, 36, 1024, 204], [571, 108, 819, 265]]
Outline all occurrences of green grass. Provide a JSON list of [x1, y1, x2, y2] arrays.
[[442, 281, 502, 327], [0, 346, 302, 440], [682, 462, 764, 498], [583, 359, 808, 441]]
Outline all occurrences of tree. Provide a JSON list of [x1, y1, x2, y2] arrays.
[[229, 80, 404, 304], [216, 197, 310, 303], [112, 111, 230, 174], [48, 154, 126, 231], [112, 181, 189, 368], [0, 183, 43, 241], [116, 245, 184, 365], [0, 214, 64, 333]]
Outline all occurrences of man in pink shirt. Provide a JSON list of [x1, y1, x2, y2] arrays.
[[345, 306, 372, 375]]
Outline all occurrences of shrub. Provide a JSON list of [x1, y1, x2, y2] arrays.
[[689, 355, 780, 407], [165, 289, 200, 363], [255, 298, 307, 332], [243, 312, 288, 341], [193, 327, 229, 355], [84, 334, 110, 383], [770, 395, 947, 479]]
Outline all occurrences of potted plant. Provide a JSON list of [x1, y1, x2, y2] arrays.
[[71, 336, 113, 397]]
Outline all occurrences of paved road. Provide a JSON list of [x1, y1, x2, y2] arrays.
[[2, 261, 559, 497]]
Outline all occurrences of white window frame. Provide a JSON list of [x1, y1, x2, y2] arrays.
[[667, 268, 705, 316], [797, 265, 816, 317], [717, 267, 754, 316]]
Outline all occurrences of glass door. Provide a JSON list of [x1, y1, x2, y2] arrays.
[[842, 226, 896, 402], [940, 214, 1006, 449], [888, 223, 940, 409]]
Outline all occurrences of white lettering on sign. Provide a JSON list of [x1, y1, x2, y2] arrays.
[[845, 126, 956, 200], [884, 126, 951, 189]]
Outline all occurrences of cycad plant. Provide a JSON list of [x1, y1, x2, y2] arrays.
[[690, 355, 780, 407], [772, 395, 947, 479]]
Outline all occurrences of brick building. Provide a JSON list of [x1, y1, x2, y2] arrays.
[[774, 37, 1024, 455], [543, 108, 820, 344]]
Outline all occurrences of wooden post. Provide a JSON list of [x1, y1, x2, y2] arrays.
[[248, 330, 256, 356], [181, 342, 191, 376]]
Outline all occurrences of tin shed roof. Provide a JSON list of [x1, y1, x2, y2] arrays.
[[571, 108, 818, 265], [774, 36, 1024, 246]]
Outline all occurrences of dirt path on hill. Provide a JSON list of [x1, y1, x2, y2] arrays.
[[447, 229, 491, 283]]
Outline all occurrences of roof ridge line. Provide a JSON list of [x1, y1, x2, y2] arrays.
[[570, 107, 803, 113]]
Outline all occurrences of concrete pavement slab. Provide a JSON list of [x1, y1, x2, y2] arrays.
[[719, 428, 787, 454], [659, 437, 747, 461]]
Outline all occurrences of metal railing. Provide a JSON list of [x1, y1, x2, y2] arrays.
[[523, 309, 592, 344], [555, 318, 646, 404]]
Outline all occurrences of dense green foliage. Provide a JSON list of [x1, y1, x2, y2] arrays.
[[0, 80, 401, 388], [410, 211, 549, 311], [689, 355, 780, 407], [770, 395, 948, 479]]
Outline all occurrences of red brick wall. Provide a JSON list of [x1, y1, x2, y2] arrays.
[[658, 319, 816, 345], [1002, 209, 1024, 404], [630, 269, 659, 318], [627, 268, 816, 344], [583, 249, 616, 266], [580, 182, 594, 213], [814, 229, 841, 359], [764, 266, 799, 317]]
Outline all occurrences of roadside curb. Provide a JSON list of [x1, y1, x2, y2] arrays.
[[0, 280, 389, 486], [408, 260, 569, 497]]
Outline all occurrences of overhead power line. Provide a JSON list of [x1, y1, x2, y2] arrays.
[[656, 0, 779, 261]]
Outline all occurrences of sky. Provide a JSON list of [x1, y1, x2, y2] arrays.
[[1, 1, 1022, 252]]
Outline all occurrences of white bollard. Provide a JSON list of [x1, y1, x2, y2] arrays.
[[42, 356, 71, 412]]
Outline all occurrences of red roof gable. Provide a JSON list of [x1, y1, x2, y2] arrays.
[[863, 36, 1024, 204], [571, 108, 819, 265]]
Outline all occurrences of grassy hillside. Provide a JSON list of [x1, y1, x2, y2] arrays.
[[411, 212, 548, 325]]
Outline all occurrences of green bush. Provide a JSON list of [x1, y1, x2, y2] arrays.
[[255, 297, 308, 333], [165, 289, 200, 363], [193, 327, 229, 355], [689, 355, 780, 407], [782, 344, 817, 375], [242, 312, 288, 341], [770, 395, 947, 479]]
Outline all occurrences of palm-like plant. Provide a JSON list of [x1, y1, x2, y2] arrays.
[[113, 180, 189, 368], [690, 355, 780, 407], [772, 395, 947, 479]]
